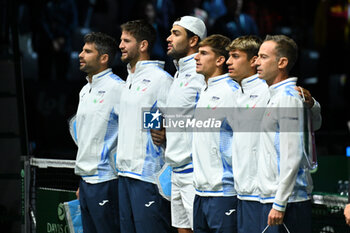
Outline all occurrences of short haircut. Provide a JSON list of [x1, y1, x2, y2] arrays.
[[226, 35, 262, 60], [84, 32, 117, 67], [199, 34, 231, 72], [120, 19, 156, 54], [185, 28, 196, 40], [199, 34, 231, 60], [264, 34, 298, 73]]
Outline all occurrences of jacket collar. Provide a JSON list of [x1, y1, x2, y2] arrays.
[[207, 73, 231, 86], [86, 68, 112, 84], [240, 73, 263, 90], [269, 77, 298, 96], [173, 53, 196, 73], [127, 60, 165, 75]]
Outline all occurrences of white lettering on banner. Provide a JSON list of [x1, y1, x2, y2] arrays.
[[163, 118, 221, 129], [47, 223, 69, 233], [187, 119, 195, 127]]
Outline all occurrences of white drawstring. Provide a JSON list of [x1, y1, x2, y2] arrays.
[[261, 225, 269, 233], [261, 223, 291, 233]]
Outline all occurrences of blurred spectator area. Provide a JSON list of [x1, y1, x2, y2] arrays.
[[12, 0, 350, 157]]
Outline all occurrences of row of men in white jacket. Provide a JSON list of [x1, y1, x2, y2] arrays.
[[72, 19, 321, 233], [189, 34, 321, 233]]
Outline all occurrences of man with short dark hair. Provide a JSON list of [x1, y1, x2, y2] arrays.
[[74, 32, 124, 233], [255, 35, 314, 233], [116, 20, 174, 233], [226, 35, 267, 233], [192, 34, 240, 233], [226, 35, 321, 233]]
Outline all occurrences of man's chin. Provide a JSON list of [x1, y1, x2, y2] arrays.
[[166, 50, 173, 57], [120, 57, 130, 64], [79, 67, 87, 73], [167, 50, 180, 59]]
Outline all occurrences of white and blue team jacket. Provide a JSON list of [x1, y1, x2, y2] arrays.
[[74, 68, 125, 184], [257, 77, 313, 212], [192, 74, 240, 196], [116, 60, 173, 184], [230, 74, 268, 200], [231, 75, 321, 202], [164, 53, 206, 173]]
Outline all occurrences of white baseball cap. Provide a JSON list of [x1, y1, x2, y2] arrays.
[[173, 16, 207, 40]]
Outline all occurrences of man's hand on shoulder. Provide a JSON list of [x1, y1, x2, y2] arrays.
[[295, 86, 314, 109]]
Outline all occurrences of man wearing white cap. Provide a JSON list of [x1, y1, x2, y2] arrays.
[[151, 16, 206, 233]]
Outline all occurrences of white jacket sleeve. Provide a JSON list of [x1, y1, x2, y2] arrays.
[[156, 75, 173, 109], [164, 76, 203, 167], [273, 96, 304, 211]]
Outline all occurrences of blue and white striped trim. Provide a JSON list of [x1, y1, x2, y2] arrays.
[[141, 61, 162, 65], [273, 80, 296, 89], [273, 202, 285, 208], [108, 73, 124, 82], [237, 194, 275, 200], [117, 170, 142, 177], [173, 168, 193, 173], [212, 75, 230, 83], [247, 76, 258, 83], [196, 189, 223, 194], [184, 56, 194, 62], [237, 193, 312, 202], [173, 162, 193, 173], [82, 174, 99, 178], [95, 70, 113, 79]]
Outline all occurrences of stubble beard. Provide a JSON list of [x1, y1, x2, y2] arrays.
[[80, 57, 99, 74], [120, 54, 131, 64], [167, 47, 188, 60], [80, 64, 90, 74], [121, 50, 140, 65]]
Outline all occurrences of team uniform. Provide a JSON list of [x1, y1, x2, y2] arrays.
[[228, 74, 270, 233], [256, 77, 313, 233], [164, 53, 205, 229], [231, 74, 268, 199], [74, 68, 124, 233], [116, 60, 173, 233], [230, 75, 321, 233], [192, 74, 240, 233]]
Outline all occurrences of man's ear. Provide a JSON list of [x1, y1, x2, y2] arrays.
[[250, 55, 257, 68], [278, 57, 288, 69], [139, 40, 149, 53], [189, 36, 199, 48], [100, 54, 109, 66], [216, 55, 226, 67]]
